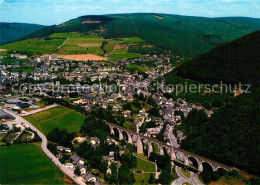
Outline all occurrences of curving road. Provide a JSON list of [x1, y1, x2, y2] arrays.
[[1, 108, 85, 185], [172, 166, 203, 185]]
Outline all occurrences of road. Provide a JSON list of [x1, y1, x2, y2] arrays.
[[58, 37, 70, 49], [1, 108, 85, 185], [21, 104, 58, 116], [172, 166, 203, 185], [168, 126, 180, 148]]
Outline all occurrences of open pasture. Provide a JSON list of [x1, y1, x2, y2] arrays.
[[24, 106, 86, 134]]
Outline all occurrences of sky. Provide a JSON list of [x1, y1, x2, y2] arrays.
[[0, 0, 259, 25]]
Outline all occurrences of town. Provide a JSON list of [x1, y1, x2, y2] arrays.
[[0, 48, 235, 185]]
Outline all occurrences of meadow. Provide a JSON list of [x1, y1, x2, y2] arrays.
[[126, 64, 151, 73], [0, 143, 70, 184], [0, 39, 64, 54], [24, 106, 85, 134], [60, 36, 104, 55], [132, 157, 156, 172], [132, 157, 156, 185], [0, 133, 7, 145], [108, 53, 142, 60], [0, 30, 145, 59]]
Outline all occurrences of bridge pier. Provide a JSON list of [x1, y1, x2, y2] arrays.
[[148, 141, 153, 157], [170, 148, 176, 161], [198, 162, 203, 173], [136, 135, 143, 154], [127, 133, 133, 144], [118, 129, 123, 140], [184, 157, 189, 166], [159, 145, 164, 156], [109, 125, 115, 135]]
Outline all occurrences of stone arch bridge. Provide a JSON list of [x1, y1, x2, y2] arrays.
[[105, 121, 233, 173]]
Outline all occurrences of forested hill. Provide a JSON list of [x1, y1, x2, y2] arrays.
[[0, 23, 45, 45], [23, 13, 260, 56], [176, 31, 260, 86], [181, 87, 260, 175]]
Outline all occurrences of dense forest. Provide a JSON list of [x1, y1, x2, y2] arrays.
[[178, 87, 260, 175], [0, 23, 44, 45], [176, 31, 260, 86]]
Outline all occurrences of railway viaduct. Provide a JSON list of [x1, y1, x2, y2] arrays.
[[105, 121, 233, 173]]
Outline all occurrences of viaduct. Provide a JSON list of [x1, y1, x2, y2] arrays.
[[105, 121, 233, 173]]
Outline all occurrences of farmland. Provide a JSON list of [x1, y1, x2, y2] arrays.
[[0, 39, 64, 54], [0, 32, 145, 59], [60, 35, 104, 55], [0, 143, 70, 184], [24, 106, 85, 134]]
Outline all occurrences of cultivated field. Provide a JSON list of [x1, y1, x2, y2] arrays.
[[60, 36, 104, 54], [0, 31, 144, 59], [0, 39, 64, 54], [0, 143, 70, 184], [57, 54, 108, 61], [24, 106, 86, 134]]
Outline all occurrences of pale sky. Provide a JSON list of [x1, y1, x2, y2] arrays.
[[0, 0, 259, 25]]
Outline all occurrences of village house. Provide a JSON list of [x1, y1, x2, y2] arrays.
[[70, 154, 84, 165], [82, 173, 96, 183], [56, 146, 71, 153]]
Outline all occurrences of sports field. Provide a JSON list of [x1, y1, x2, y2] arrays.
[[24, 106, 85, 134], [0, 143, 70, 184]]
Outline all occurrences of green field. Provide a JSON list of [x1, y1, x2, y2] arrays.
[[134, 173, 152, 185], [0, 133, 7, 145], [126, 64, 150, 73], [24, 106, 85, 134], [108, 53, 142, 60], [122, 37, 144, 44], [132, 157, 156, 172], [49, 32, 83, 39], [61, 36, 104, 54], [132, 157, 156, 185], [1, 39, 64, 54], [0, 143, 69, 184], [0, 29, 145, 58]]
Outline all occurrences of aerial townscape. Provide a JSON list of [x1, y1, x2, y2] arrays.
[[0, 1, 259, 185]]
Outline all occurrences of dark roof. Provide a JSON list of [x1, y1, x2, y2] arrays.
[[71, 154, 80, 163], [16, 102, 30, 108], [82, 173, 95, 181], [0, 110, 14, 119]]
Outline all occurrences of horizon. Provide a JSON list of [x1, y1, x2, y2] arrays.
[[0, 0, 260, 25], [2, 13, 260, 26]]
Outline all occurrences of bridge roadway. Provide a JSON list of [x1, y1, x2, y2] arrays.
[[104, 121, 233, 172]]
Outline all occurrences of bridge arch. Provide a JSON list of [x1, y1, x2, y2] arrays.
[[104, 122, 232, 173], [121, 130, 133, 144], [110, 127, 120, 140], [202, 161, 214, 174], [188, 156, 199, 172]]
